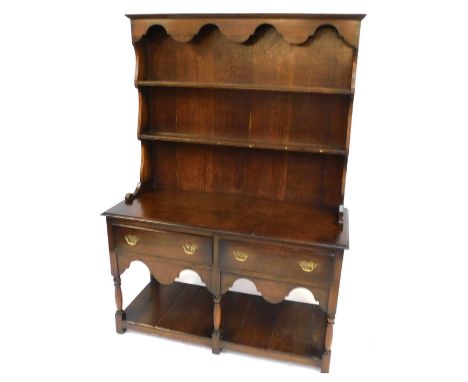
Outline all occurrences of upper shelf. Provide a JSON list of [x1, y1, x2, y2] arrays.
[[139, 131, 346, 156], [136, 80, 354, 96]]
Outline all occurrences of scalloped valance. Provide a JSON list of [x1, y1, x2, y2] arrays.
[[127, 15, 363, 48]]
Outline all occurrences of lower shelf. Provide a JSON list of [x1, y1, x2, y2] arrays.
[[221, 289, 326, 360], [124, 281, 326, 364], [124, 280, 213, 346]]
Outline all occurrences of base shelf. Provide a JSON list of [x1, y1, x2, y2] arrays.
[[124, 280, 213, 345], [123, 281, 326, 363]]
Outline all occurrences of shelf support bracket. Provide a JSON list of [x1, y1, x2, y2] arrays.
[[125, 179, 152, 204]]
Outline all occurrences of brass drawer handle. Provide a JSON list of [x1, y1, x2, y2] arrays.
[[298, 260, 318, 273], [183, 243, 198, 255], [233, 250, 249, 262], [124, 234, 139, 246]]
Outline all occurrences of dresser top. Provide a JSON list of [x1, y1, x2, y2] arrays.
[[103, 190, 349, 250], [126, 14, 366, 20]]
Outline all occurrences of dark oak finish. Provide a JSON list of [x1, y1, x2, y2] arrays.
[[143, 88, 350, 152], [219, 240, 333, 284], [221, 290, 326, 359], [103, 13, 363, 373], [112, 225, 212, 265], [124, 281, 326, 362], [125, 281, 213, 344], [139, 131, 347, 156], [137, 80, 354, 94], [105, 189, 348, 248]]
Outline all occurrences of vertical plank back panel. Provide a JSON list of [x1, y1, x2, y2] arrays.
[[144, 25, 354, 88], [151, 142, 344, 209]]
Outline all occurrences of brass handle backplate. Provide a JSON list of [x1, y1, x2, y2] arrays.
[[233, 250, 249, 262], [298, 260, 318, 273], [183, 243, 198, 255], [124, 234, 139, 246]]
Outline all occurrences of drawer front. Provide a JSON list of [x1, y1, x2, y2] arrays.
[[113, 225, 212, 265], [219, 240, 333, 283]]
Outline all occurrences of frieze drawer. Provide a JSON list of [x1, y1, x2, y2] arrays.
[[113, 225, 212, 265], [219, 240, 334, 284]]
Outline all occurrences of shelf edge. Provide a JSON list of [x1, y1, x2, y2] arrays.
[[137, 80, 354, 96], [139, 133, 347, 156]]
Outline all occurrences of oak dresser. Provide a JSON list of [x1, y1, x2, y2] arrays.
[[103, 13, 364, 373]]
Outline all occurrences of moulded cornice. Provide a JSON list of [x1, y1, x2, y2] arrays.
[[129, 17, 362, 49]]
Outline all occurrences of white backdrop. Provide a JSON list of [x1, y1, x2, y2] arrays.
[[1, 1, 467, 381]]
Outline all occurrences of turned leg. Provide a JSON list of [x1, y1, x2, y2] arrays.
[[113, 275, 126, 334], [321, 314, 335, 373], [212, 296, 221, 354]]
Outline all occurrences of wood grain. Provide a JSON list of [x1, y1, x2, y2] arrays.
[[103, 188, 348, 248], [150, 142, 344, 209], [144, 24, 354, 89]]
